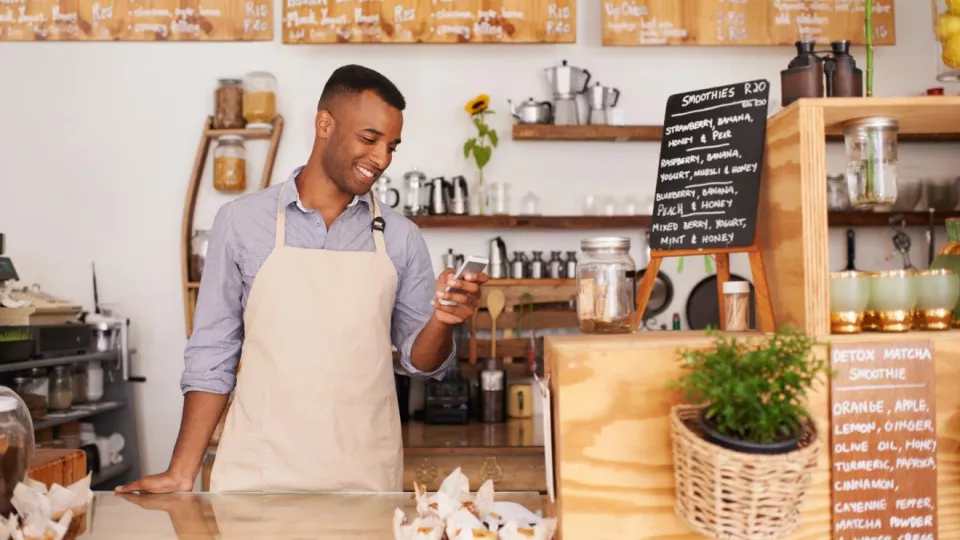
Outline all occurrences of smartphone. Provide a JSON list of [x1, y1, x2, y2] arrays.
[[439, 255, 489, 306]]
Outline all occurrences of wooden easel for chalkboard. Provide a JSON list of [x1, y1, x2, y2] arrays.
[[636, 244, 776, 332], [639, 79, 776, 332]]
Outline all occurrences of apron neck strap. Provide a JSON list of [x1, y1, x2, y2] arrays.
[[368, 195, 387, 255]]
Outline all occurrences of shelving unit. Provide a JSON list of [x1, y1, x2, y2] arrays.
[[2, 350, 143, 490], [180, 115, 284, 336], [410, 212, 960, 230]]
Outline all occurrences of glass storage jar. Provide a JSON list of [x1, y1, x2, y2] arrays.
[[933, 0, 960, 81], [213, 78, 245, 129], [243, 71, 277, 128], [576, 237, 637, 334], [0, 392, 33, 516], [10, 368, 48, 421], [929, 218, 960, 327], [71, 363, 88, 404], [48, 365, 73, 411], [843, 116, 899, 208], [213, 135, 247, 192]]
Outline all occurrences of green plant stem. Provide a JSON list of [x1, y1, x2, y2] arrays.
[[477, 167, 486, 214], [864, 0, 875, 197]]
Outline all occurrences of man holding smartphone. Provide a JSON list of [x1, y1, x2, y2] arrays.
[[117, 64, 488, 493]]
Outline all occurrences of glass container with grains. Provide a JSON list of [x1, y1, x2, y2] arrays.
[[48, 365, 73, 411], [576, 237, 638, 334], [213, 135, 247, 192], [213, 78, 245, 130], [243, 71, 277, 128]]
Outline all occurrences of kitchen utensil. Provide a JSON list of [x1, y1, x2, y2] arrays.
[[402, 168, 429, 217], [686, 273, 756, 331], [508, 98, 553, 124], [544, 59, 591, 99], [487, 290, 506, 358], [488, 237, 508, 279], [442, 249, 464, 270], [529, 251, 545, 278], [604, 86, 621, 109], [638, 232, 674, 322], [928, 208, 936, 266], [373, 176, 400, 209], [428, 176, 452, 215], [548, 251, 563, 279], [845, 229, 857, 271], [450, 175, 469, 215], [586, 82, 611, 125], [509, 252, 527, 279]]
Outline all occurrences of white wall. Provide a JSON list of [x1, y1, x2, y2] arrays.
[[0, 0, 955, 477]]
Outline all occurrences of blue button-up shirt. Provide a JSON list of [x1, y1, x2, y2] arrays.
[[180, 167, 456, 395]]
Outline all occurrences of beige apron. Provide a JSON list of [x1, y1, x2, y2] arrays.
[[210, 183, 402, 493]]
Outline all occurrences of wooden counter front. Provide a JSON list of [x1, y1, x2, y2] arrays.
[[402, 418, 545, 493], [544, 330, 960, 539]]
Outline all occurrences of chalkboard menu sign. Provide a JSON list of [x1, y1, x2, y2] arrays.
[[649, 80, 769, 251], [830, 341, 938, 540]]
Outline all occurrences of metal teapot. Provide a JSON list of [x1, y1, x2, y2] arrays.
[[508, 97, 553, 124]]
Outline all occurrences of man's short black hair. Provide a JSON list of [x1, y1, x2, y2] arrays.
[[318, 64, 406, 112]]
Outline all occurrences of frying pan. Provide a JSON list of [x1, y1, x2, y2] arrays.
[[637, 268, 674, 319], [685, 273, 757, 331], [845, 229, 857, 271]]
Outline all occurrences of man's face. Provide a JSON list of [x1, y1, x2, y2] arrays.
[[319, 90, 403, 197]]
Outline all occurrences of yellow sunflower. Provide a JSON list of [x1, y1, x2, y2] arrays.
[[465, 94, 490, 114]]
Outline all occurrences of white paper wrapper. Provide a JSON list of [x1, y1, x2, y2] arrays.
[[393, 508, 444, 540], [4, 474, 90, 540], [498, 519, 557, 540]]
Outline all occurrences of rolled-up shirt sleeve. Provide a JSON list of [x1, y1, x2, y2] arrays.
[[393, 226, 456, 380], [180, 203, 244, 395]]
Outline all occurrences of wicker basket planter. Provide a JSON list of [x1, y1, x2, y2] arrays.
[[670, 404, 820, 540]]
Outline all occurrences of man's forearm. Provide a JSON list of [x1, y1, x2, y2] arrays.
[[167, 391, 230, 483], [410, 315, 454, 372]]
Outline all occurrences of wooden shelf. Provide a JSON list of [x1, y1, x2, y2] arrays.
[[207, 126, 274, 139], [487, 278, 574, 286], [512, 124, 663, 142], [829, 211, 960, 226], [34, 400, 125, 430], [410, 215, 652, 229], [411, 213, 955, 230]]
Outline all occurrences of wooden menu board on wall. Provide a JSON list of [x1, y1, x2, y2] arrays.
[[830, 341, 938, 540], [0, 0, 272, 41], [283, 0, 575, 43], [602, 0, 895, 46]]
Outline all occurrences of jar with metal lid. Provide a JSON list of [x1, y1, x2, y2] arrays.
[[48, 365, 73, 411], [0, 392, 33, 515], [213, 78, 245, 129], [843, 116, 899, 208], [242, 71, 277, 128], [71, 364, 89, 404], [10, 369, 48, 421], [213, 135, 247, 192], [576, 237, 637, 334]]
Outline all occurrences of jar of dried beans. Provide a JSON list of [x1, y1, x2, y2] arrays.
[[213, 78, 245, 130], [213, 135, 247, 192], [243, 71, 277, 128]]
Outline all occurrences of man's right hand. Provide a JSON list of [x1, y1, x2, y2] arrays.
[[115, 471, 194, 494], [116, 391, 230, 494]]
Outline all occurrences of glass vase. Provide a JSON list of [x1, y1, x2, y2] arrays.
[[933, 0, 960, 82], [843, 117, 899, 209]]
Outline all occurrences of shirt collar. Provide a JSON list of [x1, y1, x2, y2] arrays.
[[284, 166, 369, 212]]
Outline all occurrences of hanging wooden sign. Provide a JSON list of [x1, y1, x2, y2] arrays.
[[282, 0, 576, 44], [601, 0, 895, 46], [0, 0, 272, 41]]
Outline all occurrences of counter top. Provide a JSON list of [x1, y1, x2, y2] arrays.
[[81, 491, 544, 538], [402, 417, 543, 455]]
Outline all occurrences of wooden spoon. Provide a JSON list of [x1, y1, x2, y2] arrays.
[[487, 290, 506, 358]]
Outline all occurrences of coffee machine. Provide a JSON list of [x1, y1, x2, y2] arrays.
[[544, 60, 591, 125]]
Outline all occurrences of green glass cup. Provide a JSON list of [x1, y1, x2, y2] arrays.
[[869, 270, 918, 332], [915, 268, 960, 330], [830, 271, 870, 333]]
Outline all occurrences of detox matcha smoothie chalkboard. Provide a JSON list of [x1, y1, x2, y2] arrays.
[[649, 80, 770, 251]]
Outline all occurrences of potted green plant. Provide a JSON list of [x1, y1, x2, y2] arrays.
[[673, 325, 831, 454], [462, 94, 498, 215], [0, 327, 35, 363], [668, 326, 833, 538]]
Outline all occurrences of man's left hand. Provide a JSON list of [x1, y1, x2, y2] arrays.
[[431, 268, 490, 325]]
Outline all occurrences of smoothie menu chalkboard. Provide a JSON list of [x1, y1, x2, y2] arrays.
[[649, 80, 769, 251]]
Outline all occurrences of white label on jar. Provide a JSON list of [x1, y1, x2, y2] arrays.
[[481, 371, 504, 391]]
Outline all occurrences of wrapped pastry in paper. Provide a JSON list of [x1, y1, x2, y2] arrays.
[[393, 508, 444, 540], [414, 468, 471, 520], [12, 474, 92, 522], [498, 518, 557, 540], [444, 507, 496, 540], [12, 510, 71, 540]]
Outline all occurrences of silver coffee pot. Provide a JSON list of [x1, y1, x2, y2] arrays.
[[544, 59, 591, 99], [373, 176, 400, 208], [508, 97, 554, 124]]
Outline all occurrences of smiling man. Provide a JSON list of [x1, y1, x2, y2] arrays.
[[117, 64, 488, 494]]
